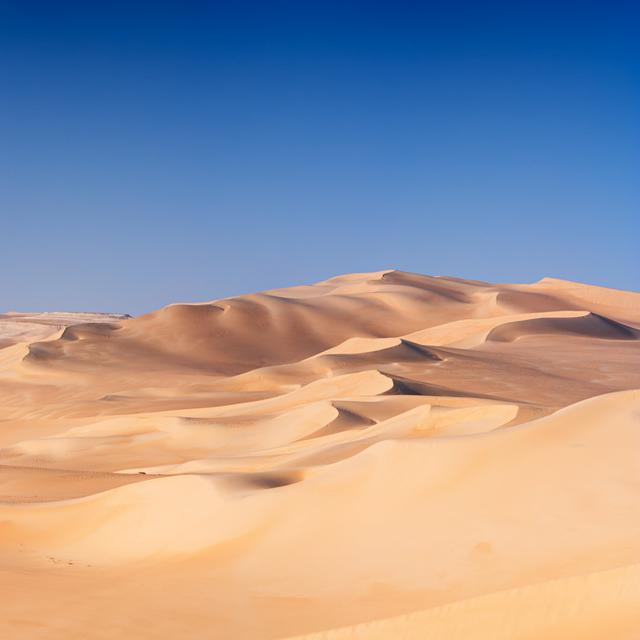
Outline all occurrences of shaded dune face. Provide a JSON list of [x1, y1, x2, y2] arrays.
[[485, 312, 640, 342], [0, 270, 639, 640]]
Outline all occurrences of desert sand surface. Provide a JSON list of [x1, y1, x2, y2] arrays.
[[0, 270, 638, 639]]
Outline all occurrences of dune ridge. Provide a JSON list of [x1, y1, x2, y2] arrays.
[[0, 270, 638, 639]]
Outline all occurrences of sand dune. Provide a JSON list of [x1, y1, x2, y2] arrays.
[[0, 270, 638, 638], [0, 311, 129, 350]]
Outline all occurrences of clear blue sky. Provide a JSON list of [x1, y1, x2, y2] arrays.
[[1, 1, 638, 314]]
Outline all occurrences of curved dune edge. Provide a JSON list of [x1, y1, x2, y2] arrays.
[[285, 562, 640, 640]]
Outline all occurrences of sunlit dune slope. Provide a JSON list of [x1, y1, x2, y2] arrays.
[[0, 270, 638, 639]]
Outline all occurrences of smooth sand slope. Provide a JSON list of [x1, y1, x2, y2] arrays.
[[0, 270, 638, 639]]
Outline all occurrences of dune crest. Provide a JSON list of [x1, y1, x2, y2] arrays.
[[0, 271, 638, 639]]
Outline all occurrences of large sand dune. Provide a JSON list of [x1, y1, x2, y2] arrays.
[[0, 270, 638, 638]]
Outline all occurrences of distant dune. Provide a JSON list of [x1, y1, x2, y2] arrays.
[[0, 271, 638, 639], [0, 311, 130, 349]]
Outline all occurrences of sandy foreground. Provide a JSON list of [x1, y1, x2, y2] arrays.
[[0, 270, 638, 639]]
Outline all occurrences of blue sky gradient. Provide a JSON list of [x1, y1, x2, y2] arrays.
[[1, 1, 638, 313]]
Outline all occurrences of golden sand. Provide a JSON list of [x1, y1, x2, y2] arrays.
[[0, 271, 638, 638]]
